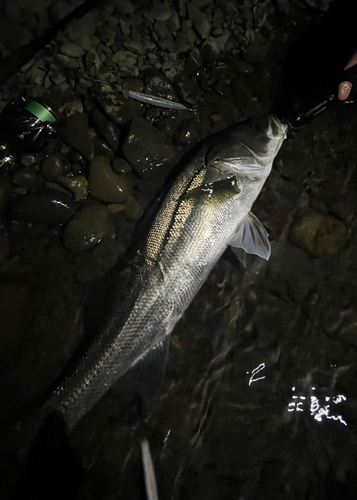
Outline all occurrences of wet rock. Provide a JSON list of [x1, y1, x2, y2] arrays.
[[154, 21, 174, 52], [112, 50, 138, 66], [91, 107, 120, 151], [59, 43, 85, 58], [89, 156, 133, 203], [122, 78, 144, 93], [93, 138, 115, 159], [174, 30, 197, 54], [12, 167, 42, 190], [290, 210, 348, 258], [144, 70, 178, 101], [124, 195, 144, 220], [9, 188, 77, 225], [28, 67, 46, 86], [150, 3, 171, 21], [41, 156, 66, 182], [20, 154, 37, 167], [61, 100, 84, 117], [58, 174, 88, 201], [201, 33, 230, 62], [64, 204, 115, 253], [107, 203, 125, 214], [176, 119, 201, 145], [123, 40, 147, 56], [187, 3, 211, 39], [112, 158, 131, 174], [183, 47, 202, 74], [74, 239, 125, 283], [165, 7, 180, 31], [59, 115, 94, 162], [155, 115, 183, 139], [0, 176, 14, 215], [79, 34, 94, 52], [97, 95, 144, 126], [122, 118, 181, 180]]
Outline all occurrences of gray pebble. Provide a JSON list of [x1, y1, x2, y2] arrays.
[[150, 3, 171, 21], [187, 3, 211, 39], [79, 34, 94, 52], [59, 43, 85, 58], [165, 8, 180, 31]]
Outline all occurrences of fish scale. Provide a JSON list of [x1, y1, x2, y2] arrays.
[[44, 115, 287, 429]]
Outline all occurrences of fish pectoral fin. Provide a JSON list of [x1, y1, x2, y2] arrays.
[[229, 211, 271, 262], [182, 178, 240, 204], [123, 337, 170, 402]]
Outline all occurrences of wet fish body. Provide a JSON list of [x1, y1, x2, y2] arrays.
[[47, 115, 287, 428]]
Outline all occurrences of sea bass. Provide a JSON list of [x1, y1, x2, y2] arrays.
[[45, 115, 287, 429]]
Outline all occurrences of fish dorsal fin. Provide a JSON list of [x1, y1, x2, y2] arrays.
[[229, 211, 271, 262], [123, 337, 170, 402]]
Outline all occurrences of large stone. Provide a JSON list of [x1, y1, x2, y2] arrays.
[[91, 107, 120, 151], [64, 204, 115, 253], [9, 189, 77, 226], [89, 156, 133, 203], [150, 3, 172, 21], [122, 118, 181, 180], [290, 210, 348, 258], [59, 43, 85, 58]]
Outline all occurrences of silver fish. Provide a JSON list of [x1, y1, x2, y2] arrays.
[[45, 115, 287, 429]]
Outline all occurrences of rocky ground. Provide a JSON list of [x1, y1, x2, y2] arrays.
[[1, 0, 357, 499]]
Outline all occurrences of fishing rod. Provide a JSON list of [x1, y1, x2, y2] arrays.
[[284, 64, 357, 134], [0, 0, 106, 88]]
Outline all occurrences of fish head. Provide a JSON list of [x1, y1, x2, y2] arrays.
[[207, 114, 287, 179]]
